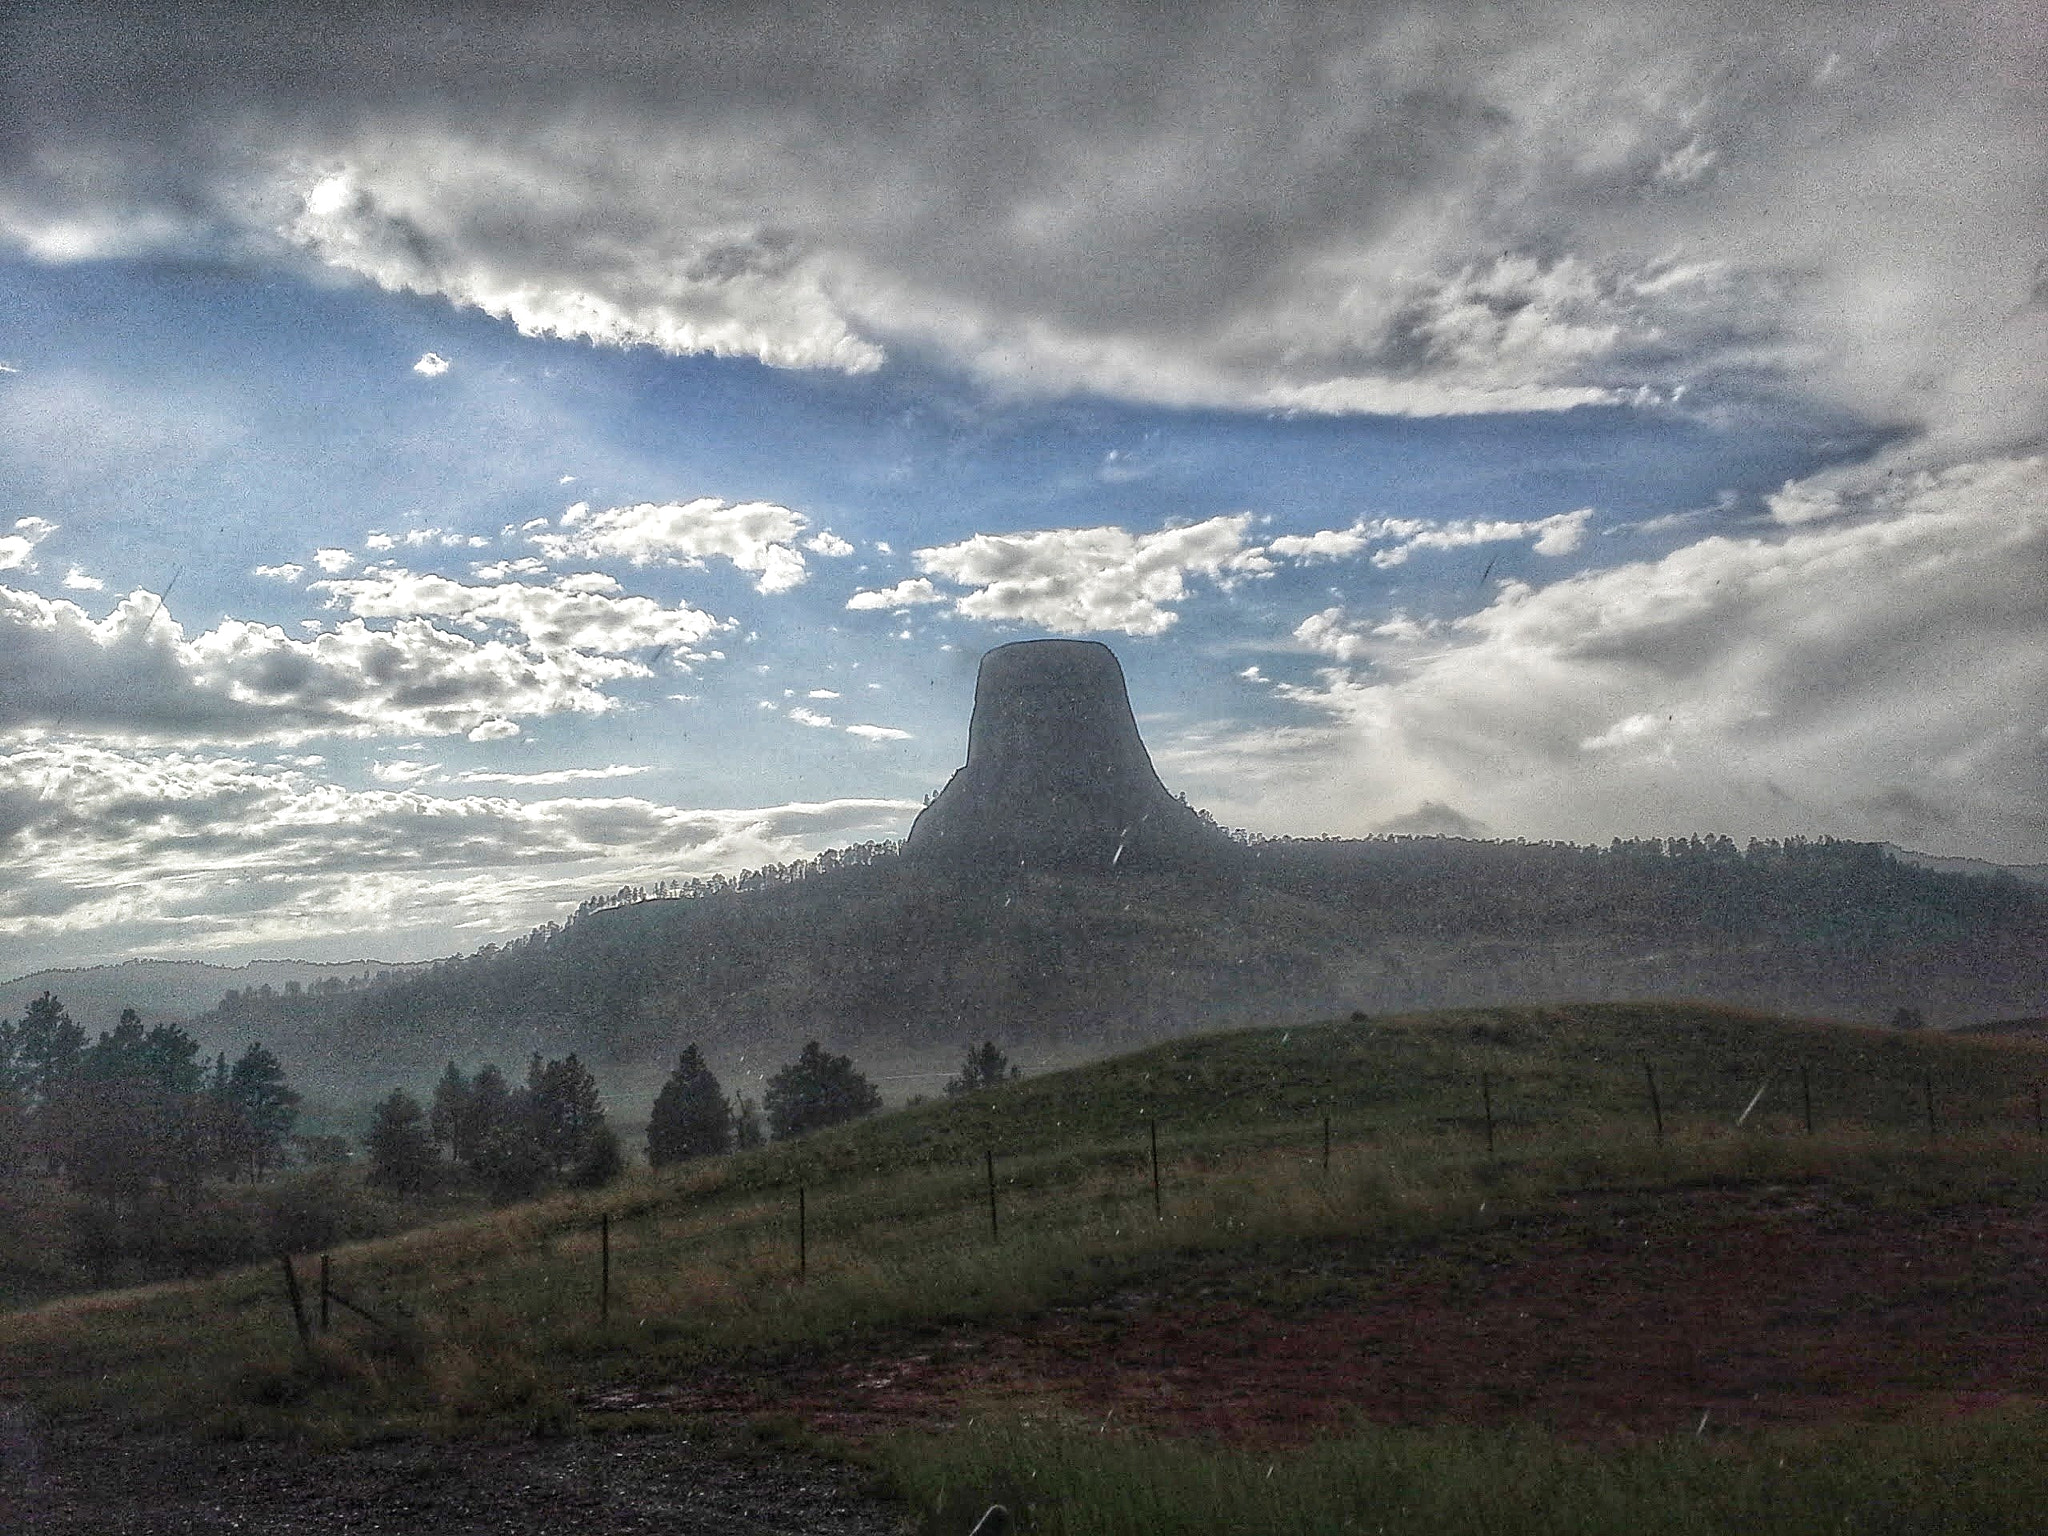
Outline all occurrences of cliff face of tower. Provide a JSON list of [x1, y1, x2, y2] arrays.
[[905, 639, 1222, 873]]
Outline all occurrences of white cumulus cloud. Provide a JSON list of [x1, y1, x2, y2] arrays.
[[902, 513, 1270, 636], [532, 498, 822, 594], [311, 567, 725, 658], [845, 577, 945, 611], [0, 517, 57, 573], [0, 584, 655, 743], [1266, 510, 1593, 568]]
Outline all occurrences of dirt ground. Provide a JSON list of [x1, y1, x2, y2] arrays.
[[0, 1409, 903, 1535], [581, 1183, 2048, 1446], [9, 1182, 2045, 1529]]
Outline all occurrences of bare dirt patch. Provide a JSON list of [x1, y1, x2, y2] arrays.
[[580, 1183, 2048, 1445], [1, 1410, 901, 1535]]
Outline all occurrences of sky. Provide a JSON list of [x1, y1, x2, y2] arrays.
[[1, 0, 2043, 975]]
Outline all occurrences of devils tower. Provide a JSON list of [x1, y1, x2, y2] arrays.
[[905, 639, 1221, 872]]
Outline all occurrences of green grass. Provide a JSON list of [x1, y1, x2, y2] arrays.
[[879, 1410, 2048, 1535], [4, 1001, 2047, 1515]]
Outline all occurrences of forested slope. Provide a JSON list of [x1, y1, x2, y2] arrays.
[[191, 834, 2048, 1100]]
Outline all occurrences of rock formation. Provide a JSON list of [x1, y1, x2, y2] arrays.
[[905, 639, 1222, 873]]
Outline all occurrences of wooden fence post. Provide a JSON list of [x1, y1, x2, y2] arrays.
[[798, 1185, 807, 1281], [985, 1149, 999, 1241], [600, 1212, 611, 1323], [1801, 1061, 1814, 1135], [1643, 1058, 1664, 1146], [1150, 1120, 1161, 1220], [319, 1253, 330, 1333], [2034, 1081, 2043, 1140], [1924, 1072, 1937, 1138], [1322, 1113, 1330, 1173], [279, 1255, 311, 1350], [1481, 1073, 1495, 1157]]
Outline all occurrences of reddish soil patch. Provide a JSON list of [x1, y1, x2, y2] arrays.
[[578, 1184, 2048, 1445]]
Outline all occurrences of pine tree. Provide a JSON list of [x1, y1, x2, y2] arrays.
[[365, 1089, 437, 1194], [524, 1053, 606, 1173], [16, 993, 85, 1105], [224, 1043, 301, 1178], [764, 1041, 881, 1140], [646, 1044, 731, 1166], [945, 1040, 1018, 1095], [464, 1063, 512, 1165], [429, 1062, 472, 1160]]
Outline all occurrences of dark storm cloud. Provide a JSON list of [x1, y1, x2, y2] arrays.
[[9, 1, 2041, 435]]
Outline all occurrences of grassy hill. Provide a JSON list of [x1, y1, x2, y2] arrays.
[[8, 1001, 2048, 1532]]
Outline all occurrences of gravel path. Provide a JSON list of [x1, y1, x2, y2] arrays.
[[0, 1403, 907, 1534]]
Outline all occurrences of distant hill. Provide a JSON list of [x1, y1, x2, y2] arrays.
[[1, 956, 427, 1037], [1885, 844, 2048, 888], [186, 833, 2048, 1106]]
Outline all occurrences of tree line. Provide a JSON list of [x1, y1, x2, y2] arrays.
[[0, 993, 301, 1199], [364, 1052, 624, 1199], [644, 1037, 1012, 1166]]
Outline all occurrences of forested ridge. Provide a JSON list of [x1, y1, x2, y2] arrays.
[[192, 832, 2048, 1099]]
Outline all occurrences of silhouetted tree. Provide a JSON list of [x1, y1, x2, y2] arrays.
[[16, 993, 84, 1106], [471, 1116, 552, 1201], [464, 1063, 513, 1165], [569, 1123, 624, 1188], [524, 1053, 606, 1173], [365, 1090, 436, 1194], [646, 1044, 731, 1166], [764, 1041, 880, 1140], [223, 1043, 301, 1178], [945, 1040, 1018, 1095], [429, 1062, 472, 1160]]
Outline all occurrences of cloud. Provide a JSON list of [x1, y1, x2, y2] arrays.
[[311, 566, 725, 658], [531, 498, 821, 593], [0, 584, 654, 743], [447, 764, 648, 786], [370, 758, 440, 784], [253, 563, 305, 582], [787, 706, 834, 728], [466, 717, 520, 742], [803, 530, 854, 557], [1292, 609, 1375, 663], [846, 577, 945, 611], [61, 566, 103, 591], [1177, 454, 2048, 862], [286, 160, 883, 374], [1267, 509, 1593, 568], [844, 723, 911, 742], [0, 517, 56, 572], [412, 351, 451, 376], [313, 547, 356, 573], [0, 740, 920, 967], [6, 5, 2039, 450], [473, 556, 549, 580], [902, 513, 1269, 636]]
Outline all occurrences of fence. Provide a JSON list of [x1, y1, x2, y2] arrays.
[[278, 1055, 2048, 1347]]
